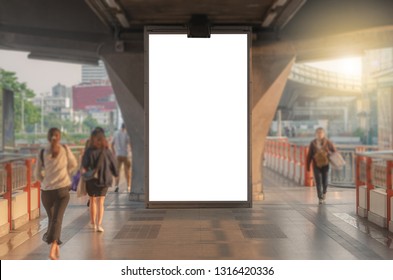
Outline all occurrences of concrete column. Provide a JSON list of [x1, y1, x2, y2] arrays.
[[251, 51, 295, 200], [102, 49, 145, 201]]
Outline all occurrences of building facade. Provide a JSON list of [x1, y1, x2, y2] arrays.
[[363, 48, 393, 149], [72, 83, 119, 128], [81, 61, 108, 84]]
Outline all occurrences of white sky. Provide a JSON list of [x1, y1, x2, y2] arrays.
[[0, 50, 81, 94]]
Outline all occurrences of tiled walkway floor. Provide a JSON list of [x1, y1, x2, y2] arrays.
[[1, 168, 393, 260]]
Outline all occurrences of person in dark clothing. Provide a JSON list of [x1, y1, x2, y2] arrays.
[[82, 130, 118, 232], [85, 127, 106, 208], [306, 127, 336, 204]]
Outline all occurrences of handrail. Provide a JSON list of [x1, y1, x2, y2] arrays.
[[264, 138, 376, 188], [0, 156, 41, 231], [355, 152, 393, 230], [356, 151, 393, 160], [0, 154, 37, 164]]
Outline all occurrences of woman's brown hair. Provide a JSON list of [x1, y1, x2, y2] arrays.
[[89, 130, 108, 149], [47, 127, 61, 142]]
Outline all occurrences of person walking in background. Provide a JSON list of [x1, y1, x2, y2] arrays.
[[35, 128, 77, 260], [82, 129, 118, 232], [111, 123, 132, 192], [291, 126, 296, 138], [306, 127, 337, 205], [85, 127, 106, 208]]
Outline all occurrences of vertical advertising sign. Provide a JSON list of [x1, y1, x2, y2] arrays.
[[146, 27, 250, 207]]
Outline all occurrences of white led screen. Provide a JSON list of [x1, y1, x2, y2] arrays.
[[148, 32, 249, 202]]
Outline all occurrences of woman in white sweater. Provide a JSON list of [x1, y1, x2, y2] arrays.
[[35, 128, 77, 260]]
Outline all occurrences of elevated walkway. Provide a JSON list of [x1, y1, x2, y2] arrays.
[[1, 169, 393, 260]]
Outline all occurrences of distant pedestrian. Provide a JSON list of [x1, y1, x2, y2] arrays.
[[284, 126, 290, 137], [82, 129, 118, 232], [291, 126, 296, 138], [306, 127, 336, 204], [35, 127, 77, 260], [111, 123, 131, 192]]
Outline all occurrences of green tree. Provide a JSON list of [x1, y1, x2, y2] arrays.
[[44, 112, 63, 130], [0, 69, 41, 132], [83, 115, 99, 131]]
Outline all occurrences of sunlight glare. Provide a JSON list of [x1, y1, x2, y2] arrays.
[[307, 57, 362, 76]]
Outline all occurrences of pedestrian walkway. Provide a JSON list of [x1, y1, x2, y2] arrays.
[[1, 169, 393, 260]]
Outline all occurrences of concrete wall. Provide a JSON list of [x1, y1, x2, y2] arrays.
[[0, 198, 9, 237], [11, 191, 29, 229], [359, 185, 367, 209], [0, 187, 41, 235], [368, 188, 387, 228], [370, 188, 387, 218]]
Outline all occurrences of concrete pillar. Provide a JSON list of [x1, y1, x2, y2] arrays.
[[251, 51, 295, 200], [102, 49, 145, 201]]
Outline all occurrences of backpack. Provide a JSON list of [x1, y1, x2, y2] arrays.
[[313, 141, 329, 168]]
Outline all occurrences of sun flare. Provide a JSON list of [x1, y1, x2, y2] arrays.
[[307, 57, 362, 76]]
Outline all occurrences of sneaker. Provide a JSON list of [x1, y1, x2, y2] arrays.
[[97, 225, 104, 232], [114, 186, 119, 193], [322, 193, 326, 200], [89, 223, 96, 231], [319, 199, 323, 205]]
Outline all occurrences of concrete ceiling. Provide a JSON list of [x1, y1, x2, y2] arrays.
[[85, 0, 304, 31], [1, 0, 393, 63]]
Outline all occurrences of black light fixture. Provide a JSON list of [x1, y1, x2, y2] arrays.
[[187, 14, 211, 38]]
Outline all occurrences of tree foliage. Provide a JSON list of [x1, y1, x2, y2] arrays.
[[0, 69, 41, 132], [83, 115, 100, 131]]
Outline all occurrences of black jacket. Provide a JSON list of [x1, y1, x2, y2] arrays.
[[82, 147, 119, 187]]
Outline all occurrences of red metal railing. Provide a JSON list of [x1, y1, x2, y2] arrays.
[[264, 138, 314, 187], [0, 156, 41, 231], [265, 138, 377, 187], [355, 151, 393, 230]]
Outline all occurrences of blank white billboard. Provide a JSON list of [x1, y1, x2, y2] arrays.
[[148, 33, 248, 202]]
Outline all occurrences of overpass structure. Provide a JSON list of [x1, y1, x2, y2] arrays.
[[2, 0, 393, 203]]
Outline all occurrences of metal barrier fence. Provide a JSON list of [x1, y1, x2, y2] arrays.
[[329, 145, 378, 187], [0, 156, 41, 230], [264, 138, 377, 188], [264, 138, 313, 187], [355, 151, 393, 231]]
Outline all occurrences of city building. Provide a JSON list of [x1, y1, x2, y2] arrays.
[[72, 83, 119, 127], [52, 83, 70, 98], [363, 47, 393, 149], [81, 60, 108, 84], [31, 83, 72, 121]]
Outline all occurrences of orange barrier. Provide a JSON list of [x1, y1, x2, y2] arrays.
[[355, 152, 393, 231], [1, 158, 41, 231], [264, 139, 313, 187]]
